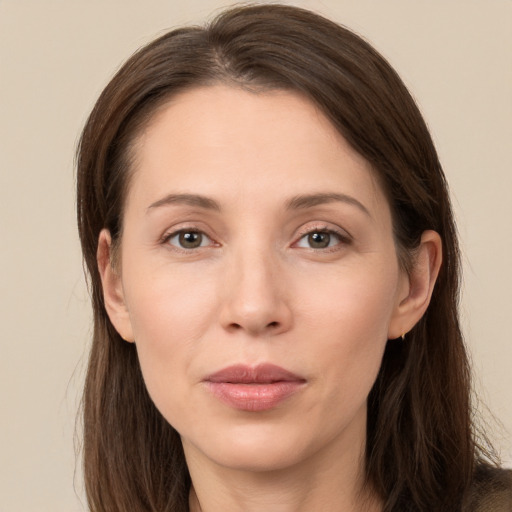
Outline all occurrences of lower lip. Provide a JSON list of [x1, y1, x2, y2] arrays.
[[205, 381, 304, 412]]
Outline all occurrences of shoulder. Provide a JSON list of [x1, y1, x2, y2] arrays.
[[467, 464, 512, 512]]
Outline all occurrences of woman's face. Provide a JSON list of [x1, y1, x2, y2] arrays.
[[105, 85, 411, 473]]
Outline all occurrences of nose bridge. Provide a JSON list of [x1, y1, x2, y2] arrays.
[[238, 243, 277, 301], [220, 238, 291, 335]]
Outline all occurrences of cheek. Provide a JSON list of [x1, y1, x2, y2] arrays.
[[121, 261, 221, 412], [124, 261, 220, 347], [297, 260, 398, 400], [299, 258, 399, 341]]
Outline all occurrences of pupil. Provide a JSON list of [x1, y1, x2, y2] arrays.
[[309, 232, 330, 248], [179, 231, 202, 248]]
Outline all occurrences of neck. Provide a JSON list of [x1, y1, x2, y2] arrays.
[[188, 472, 381, 512]]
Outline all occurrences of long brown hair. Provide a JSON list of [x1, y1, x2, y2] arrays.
[[76, 4, 494, 511]]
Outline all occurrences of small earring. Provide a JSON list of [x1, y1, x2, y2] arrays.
[[401, 333, 406, 341]]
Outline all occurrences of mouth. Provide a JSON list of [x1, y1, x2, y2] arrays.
[[203, 363, 306, 412]]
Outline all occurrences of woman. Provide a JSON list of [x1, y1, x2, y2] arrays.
[[76, 4, 511, 511]]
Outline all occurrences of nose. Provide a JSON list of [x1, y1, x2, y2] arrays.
[[219, 246, 293, 337]]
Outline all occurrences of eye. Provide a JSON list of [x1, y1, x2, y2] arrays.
[[295, 228, 347, 250], [164, 230, 213, 250]]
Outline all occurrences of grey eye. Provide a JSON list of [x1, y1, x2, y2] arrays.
[[296, 230, 342, 249], [167, 230, 210, 249], [307, 232, 331, 248]]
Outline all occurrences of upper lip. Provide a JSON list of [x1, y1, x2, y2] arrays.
[[204, 363, 306, 384]]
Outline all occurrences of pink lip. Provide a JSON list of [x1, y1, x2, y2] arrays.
[[203, 364, 306, 412]]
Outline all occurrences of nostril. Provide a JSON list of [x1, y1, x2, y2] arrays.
[[268, 321, 279, 328]]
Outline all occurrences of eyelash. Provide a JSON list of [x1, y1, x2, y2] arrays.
[[160, 228, 217, 254], [160, 224, 351, 253], [294, 225, 351, 252]]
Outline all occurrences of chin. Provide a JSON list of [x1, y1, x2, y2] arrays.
[[207, 440, 307, 472], [183, 418, 337, 473]]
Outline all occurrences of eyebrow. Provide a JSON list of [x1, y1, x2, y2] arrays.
[[147, 193, 221, 212], [285, 192, 371, 217], [146, 191, 370, 217]]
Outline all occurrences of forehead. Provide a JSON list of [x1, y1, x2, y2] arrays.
[[126, 85, 389, 218]]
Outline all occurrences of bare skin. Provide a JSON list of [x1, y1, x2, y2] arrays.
[[98, 85, 442, 512]]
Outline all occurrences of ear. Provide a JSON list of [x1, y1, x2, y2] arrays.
[[97, 229, 135, 342], [388, 230, 443, 339]]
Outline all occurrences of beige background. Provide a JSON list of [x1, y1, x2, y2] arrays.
[[1, 0, 511, 510]]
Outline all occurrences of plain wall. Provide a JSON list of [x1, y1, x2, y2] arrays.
[[0, 0, 510, 510]]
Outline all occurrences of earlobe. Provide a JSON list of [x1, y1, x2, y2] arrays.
[[97, 229, 135, 343], [388, 230, 443, 339]]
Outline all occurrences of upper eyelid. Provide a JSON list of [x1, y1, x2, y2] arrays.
[[159, 222, 351, 246], [294, 223, 352, 241], [160, 230, 215, 252], [161, 223, 214, 241], [293, 229, 347, 246]]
